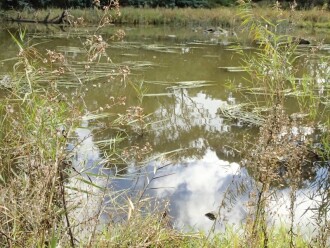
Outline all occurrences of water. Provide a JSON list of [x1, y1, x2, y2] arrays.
[[0, 23, 329, 236]]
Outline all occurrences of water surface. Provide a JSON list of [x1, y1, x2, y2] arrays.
[[0, 23, 328, 235]]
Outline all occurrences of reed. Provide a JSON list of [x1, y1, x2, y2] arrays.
[[221, 2, 330, 247], [2, 6, 330, 28]]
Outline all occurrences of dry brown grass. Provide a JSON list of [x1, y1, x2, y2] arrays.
[[0, 92, 78, 247]]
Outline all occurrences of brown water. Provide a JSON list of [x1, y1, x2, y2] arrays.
[[0, 24, 329, 234]]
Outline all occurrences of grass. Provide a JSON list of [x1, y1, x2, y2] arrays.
[[0, 92, 79, 246], [228, 3, 329, 247], [2, 6, 330, 28], [0, 2, 329, 247], [93, 218, 313, 247]]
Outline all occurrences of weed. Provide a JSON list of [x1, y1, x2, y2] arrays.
[[230, 1, 329, 247]]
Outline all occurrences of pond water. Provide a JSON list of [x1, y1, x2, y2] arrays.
[[0, 24, 329, 236]]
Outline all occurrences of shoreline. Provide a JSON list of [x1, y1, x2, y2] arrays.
[[1, 7, 330, 28]]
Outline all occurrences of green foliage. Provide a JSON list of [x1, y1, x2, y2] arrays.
[[208, 0, 235, 7], [282, 0, 329, 9], [119, 0, 209, 8], [2, 0, 329, 9], [1, 0, 93, 9], [1, 0, 212, 8], [175, 0, 209, 8]]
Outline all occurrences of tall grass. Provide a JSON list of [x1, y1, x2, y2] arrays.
[[0, 26, 81, 246], [0, 92, 78, 246], [3, 6, 330, 28], [221, 1, 330, 247]]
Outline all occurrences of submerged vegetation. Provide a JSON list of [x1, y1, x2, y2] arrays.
[[0, 1, 329, 247]]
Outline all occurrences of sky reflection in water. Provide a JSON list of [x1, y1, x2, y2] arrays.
[[149, 149, 246, 232], [70, 118, 327, 238], [148, 150, 326, 237]]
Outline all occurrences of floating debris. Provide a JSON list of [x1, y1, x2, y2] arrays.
[[205, 211, 217, 221], [203, 55, 219, 58], [181, 47, 190, 54], [122, 60, 156, 69], [56, 46, 85, 53], [143, 93, 174, 97], [219, 66, 246, 72], [121, 53, 139, 57], [320, 44, 330, 51], [218, 103, 264, 126], [82, 112, 115, 121], [142, 44, 180, 53], [167, 80, 213, 90], [109, 42, 141, 50], [0, 75, 13, 89]]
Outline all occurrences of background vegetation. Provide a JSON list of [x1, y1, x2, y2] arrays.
[[1, 0, 330, 9]]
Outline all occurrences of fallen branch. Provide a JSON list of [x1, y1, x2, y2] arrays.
[[7, 10, 70, 25]]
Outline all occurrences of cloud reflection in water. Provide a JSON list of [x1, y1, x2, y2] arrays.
[[149, 149, 248, 232], [69, 125, 327, 239], [148, 149, 327, 237]]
